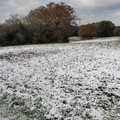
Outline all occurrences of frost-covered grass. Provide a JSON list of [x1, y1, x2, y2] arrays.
[[0, 37, 120, 120]]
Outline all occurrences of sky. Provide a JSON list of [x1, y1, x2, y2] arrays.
[[0, 0, 120, 26]]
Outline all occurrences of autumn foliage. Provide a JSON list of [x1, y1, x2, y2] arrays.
[[0, 2, 77, 46], [79, 24, 96, 38], [79, 21, 115, 39], [27, 2, 76, 43], [0, 2, 119, 46]]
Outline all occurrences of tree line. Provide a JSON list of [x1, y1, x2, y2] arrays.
[[0, 2, 120, 46], [0, 2, 78, 46], [79, 21, 120, 39]]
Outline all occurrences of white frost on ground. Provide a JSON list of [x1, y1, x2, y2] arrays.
[[70, 36, 120, 43], [0, 37, 120, 120], [0, 116, 8, 120]]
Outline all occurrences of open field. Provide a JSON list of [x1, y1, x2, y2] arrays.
[[0, 37, 120, 120]]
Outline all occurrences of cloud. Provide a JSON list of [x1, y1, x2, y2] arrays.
[[0, 0, 120, 25], [66, 0, 120, 10], [67, 0, 120, 25]]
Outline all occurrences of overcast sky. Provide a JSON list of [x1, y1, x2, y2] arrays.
[[0, 0, 120, 25]]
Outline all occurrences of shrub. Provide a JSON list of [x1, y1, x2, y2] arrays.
[[79, 24, 96, 39]]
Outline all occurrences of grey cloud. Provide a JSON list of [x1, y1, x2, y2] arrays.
[[66, 0, 120, 10], [0, 0, 120, 25]]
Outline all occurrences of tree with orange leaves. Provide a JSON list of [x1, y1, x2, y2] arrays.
[[27, 2, 76, 42], [79, 24, 96, 39]]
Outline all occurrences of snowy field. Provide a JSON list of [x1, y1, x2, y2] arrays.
[[0, 37, 120, 120]]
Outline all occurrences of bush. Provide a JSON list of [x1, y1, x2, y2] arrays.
[[96, 21, 115, 37], [0, 33, 8, 46], [114, 26, 120, 36], [79, 24, 96, 39]]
